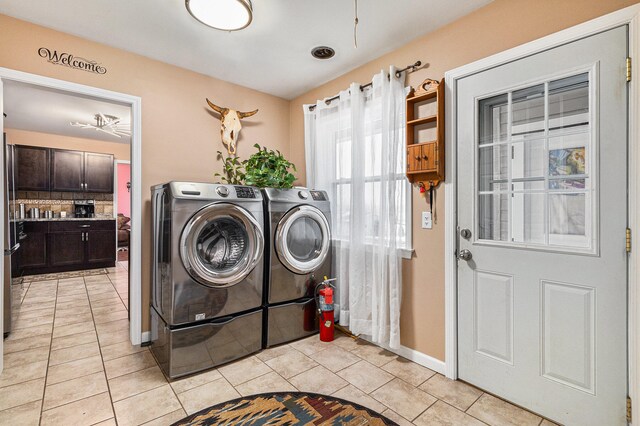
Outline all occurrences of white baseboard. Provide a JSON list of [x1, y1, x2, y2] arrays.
[[141, 331, 150, 344], [359, 335, 446, 375]]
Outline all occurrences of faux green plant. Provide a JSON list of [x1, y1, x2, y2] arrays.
[[243, 144, 297, 188], [214, 151, 246, 185]]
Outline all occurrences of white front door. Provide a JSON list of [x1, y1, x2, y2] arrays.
[[457, 26, 628, 425]]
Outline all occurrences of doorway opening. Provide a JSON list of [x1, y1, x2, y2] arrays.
[[0, 68, 142, 377]]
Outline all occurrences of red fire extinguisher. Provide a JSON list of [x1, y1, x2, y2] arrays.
[[316, 277, 336, 342]]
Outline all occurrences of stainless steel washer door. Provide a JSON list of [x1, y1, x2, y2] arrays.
[[275, 205, 330, 274], [181, 203, 263, 287]]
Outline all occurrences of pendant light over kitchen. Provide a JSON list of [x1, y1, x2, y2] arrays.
[[185, 0, 253, 31]]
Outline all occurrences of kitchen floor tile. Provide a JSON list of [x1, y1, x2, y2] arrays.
[[141, 408, 188, 426], [414, 400, 485, 426], [48, 341, 100, 366], [176, 378, 240, 415], [0, 399, 42, 426], [235, 371, 297, 396], [350, 341, 397, 367], [43, 371, 108, 410], [309, 344, 361, 372], [382, 357, 437, 387], [218, 355, 272, 386], [104, 350, 156, 379], [467, 393, 542, 426], [114, 384, 183, 425], [0, 378, 45, 411], [108, 366, 167, 402], [50, 330, 97, 350], [289, 365, 348, 394], [0, 360, 47, 388], [336, 360, 394, 393], [2, 333, 51, 354], [100, 340, 146, 361], [170, 368, 223, 394], [332, 384, 388, 413], [419, 374, 483, 411], [46, 355, 104, 385], [40, 392, 114, 426], [371, 378, 437, 421], [265, 349, 318, 379]]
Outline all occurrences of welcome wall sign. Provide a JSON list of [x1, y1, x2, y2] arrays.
[[38, 47, 107, 75]]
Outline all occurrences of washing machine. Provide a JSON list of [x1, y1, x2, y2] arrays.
[[150, 182, 265, 378], [262, 187, 331, 347]]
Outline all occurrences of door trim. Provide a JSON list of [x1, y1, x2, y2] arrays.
[[444, 3, 640, 422], [0, 67, 143, 347]]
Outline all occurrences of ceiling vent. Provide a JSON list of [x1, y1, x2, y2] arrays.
[[311, 46, 335, 60]]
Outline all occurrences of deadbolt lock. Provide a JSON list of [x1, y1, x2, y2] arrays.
[[460, 228, 472, 239]]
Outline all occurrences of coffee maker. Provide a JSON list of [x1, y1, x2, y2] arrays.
[[74, 200, 95, 218]]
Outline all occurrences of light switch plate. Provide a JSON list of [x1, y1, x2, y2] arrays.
[[422, 212, 432, 229]]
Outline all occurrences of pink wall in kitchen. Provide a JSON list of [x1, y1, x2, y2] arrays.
[[117, 163, 131, 218]]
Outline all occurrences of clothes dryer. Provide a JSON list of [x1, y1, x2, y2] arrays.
[[262, 188, 331, 347]]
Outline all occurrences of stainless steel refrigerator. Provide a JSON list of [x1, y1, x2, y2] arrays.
[[3, 135, 18, 337]]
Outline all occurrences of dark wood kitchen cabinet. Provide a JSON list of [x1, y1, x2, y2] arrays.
[[48, 231, 85, 268], [15, 145, 50, 191], [19, 220, 116, 275], [50, 149, 85, 192], [84, 152, 114, 193], [50, 149, 114, 193], [20, 222, 48, 269], [86, 228, 117, 266]]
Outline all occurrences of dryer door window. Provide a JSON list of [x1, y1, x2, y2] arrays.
[[276, 205, 330, 274], [181, 203, 264, 287]]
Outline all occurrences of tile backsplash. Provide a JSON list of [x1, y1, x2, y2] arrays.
[[13, 191, 114, 218]]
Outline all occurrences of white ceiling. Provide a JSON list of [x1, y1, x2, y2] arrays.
[[0, 0, 492, 99], [3, 80, 132, 143]]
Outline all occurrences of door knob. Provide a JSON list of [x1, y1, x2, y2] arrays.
[[458, 249, 472, 261], [460, 228, 471, 239]]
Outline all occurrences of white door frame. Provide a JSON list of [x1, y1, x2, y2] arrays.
[[444, 3, 640, 422], [0, 68, 143, 347]]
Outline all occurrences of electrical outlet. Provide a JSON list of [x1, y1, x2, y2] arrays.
[[422, 212, 432, 229]]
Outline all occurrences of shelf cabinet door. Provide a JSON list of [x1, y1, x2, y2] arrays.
[[15, 146, 49, 191], [86, 229, 116, 266], [421, 143, 437, 172], [407, 145, 422, 172], [48, 232, 85, 268], [84, 153, 114, 193], [51, 149, 84, 192]]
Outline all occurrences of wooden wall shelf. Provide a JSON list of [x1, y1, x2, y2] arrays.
[[406, 78, 444, 188]]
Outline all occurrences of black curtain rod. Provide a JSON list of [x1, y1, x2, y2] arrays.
[[308, 60, 421, 111]]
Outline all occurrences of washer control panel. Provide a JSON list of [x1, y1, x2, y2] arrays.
[[235, 186, 257, 199], [310, 191, 327, 201], [216, 186, 230, 197]]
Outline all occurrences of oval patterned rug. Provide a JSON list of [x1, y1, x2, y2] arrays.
[[171, 391, 398, 425]]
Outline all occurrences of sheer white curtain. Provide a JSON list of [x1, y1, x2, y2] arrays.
[[304, 67, 408, 349]]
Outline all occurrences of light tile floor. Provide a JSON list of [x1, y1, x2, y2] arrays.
[[1, 264, 557, 425]]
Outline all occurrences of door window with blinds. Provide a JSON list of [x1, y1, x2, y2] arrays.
[[476, 72, 596, 252]]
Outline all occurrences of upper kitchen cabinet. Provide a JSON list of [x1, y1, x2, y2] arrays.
[[84, 152, 114, 193], [15, 145, 50, 191], [51, 149, 84, 192], [49, 149, 114, 193]]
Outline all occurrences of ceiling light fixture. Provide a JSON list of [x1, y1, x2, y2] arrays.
[[185, 0, 253, 31], [70, 113, 131, 138]]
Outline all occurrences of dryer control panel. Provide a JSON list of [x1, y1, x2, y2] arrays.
[[235, 186, 257, 198], [310, 191, 327, 201]]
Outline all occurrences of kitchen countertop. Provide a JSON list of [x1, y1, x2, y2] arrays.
[[12, 217, 116, 222]]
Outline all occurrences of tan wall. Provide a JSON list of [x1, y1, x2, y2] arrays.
[[4, 128, 131, 161], [0, 14, 291, 332], [289, 0, 638, 361]]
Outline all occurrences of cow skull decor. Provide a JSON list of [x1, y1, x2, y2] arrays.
[[206, 98, 258, 155]]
